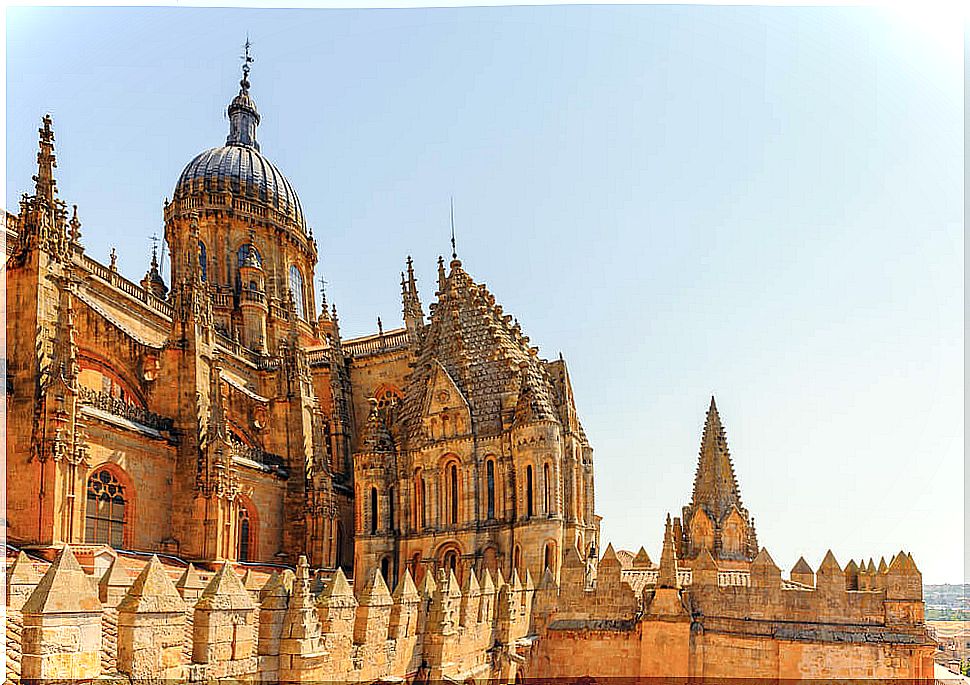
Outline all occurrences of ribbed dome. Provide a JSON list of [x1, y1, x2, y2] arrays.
[[172, 59, 307, 232], [174, 145, 306, 230]]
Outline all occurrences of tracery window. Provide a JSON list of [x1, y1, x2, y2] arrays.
[[85, 469, 127, 547], [289, 265, 305, 320]]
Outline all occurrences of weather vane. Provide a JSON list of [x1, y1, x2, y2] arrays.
[[241, 36, 254, 87]]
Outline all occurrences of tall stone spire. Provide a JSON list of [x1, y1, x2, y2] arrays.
[[657, 514, 680, 589], [680, 396, 759, 561], [690, 396, 743, 521], [226, 39, 260, 149]]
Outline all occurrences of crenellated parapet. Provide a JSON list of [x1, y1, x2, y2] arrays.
[[4, 545, 544, 685]]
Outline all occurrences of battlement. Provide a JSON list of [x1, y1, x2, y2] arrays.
[[4, 546, 538, 684]]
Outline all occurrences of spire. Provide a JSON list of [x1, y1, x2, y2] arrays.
[[226, 38, 260, 149], [437, 255, 447, 291], [33, 114, 58, 204], [657, 514, 680, 589], [450, 196, 458, 263], [690, 396, 744, 522]]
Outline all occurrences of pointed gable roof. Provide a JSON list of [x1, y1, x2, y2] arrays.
[[792, 557, 813, 575], [196, 562, 255, 610], [632, 547, 653, 569], [8, 550, 41, 586], [393, 569, 420, 603], [398, 257, 560, 440], [22, 545, 102, 615], [118, 555, 185, 614], [690, 397, 745, 523]]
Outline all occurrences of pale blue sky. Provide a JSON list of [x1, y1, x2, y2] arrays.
[[6, 4, 963, 583]]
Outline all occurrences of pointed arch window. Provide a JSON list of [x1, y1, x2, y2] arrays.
[[486, 459, 496, 520], [85, 468, 127, 547], [289, 265, 306, 320], [237, 504, 253, 562], [543, 463, 552, 514], [370, 486, 379, 534], [525, 465, 534, 518]]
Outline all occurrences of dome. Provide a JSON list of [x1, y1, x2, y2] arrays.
[[172, 62, 307, 232], [174, 145, 306, 230]]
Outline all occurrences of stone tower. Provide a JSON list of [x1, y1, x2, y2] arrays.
[[352, 255, 598, 587], [676, 397, 759, 561]]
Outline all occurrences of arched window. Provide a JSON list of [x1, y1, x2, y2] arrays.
[[544, 542, 556, 573], [85, 468, 127, 547], [486, 459, 495, 520], [414, 470, 426, 530], [543, 463, 552, 514], [370, 487, 379, 534], [512, 545, 522, 575], [289, 265, 305, 320], [388, 486, 396, 532], [380, 557, 391, 586], [198, 241, 208, 282], [237, 244, 260, 267], [443, 549, 459, 577], [237, 505, 253, 562], [526, 465, 534, 518], [448, 462, 459, 525]]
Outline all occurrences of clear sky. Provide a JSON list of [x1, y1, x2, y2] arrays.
[[5, 4, 963, 583]]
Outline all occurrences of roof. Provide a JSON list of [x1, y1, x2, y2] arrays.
[[398, 258, 561, 440]]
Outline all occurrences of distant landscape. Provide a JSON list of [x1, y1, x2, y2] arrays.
[[926, 584, 969, 621]]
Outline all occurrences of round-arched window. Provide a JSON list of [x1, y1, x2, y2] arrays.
[[289, 265, 306, 320]]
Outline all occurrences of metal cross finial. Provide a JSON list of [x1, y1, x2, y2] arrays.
[[318, 276, 328, 307], [149, 233, 161, 267], [240, 36, 254, 88], [450, 196, 457, 260]]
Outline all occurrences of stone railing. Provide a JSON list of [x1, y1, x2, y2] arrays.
[[305, 347, 331, 366], [228, 436, 288, 476], [76, 253, 174, 319], [78, 387, 174, 433], [343, 329, 410, 358]]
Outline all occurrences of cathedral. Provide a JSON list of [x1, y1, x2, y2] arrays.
[[4, 56, 935, 685], [5, 56, 598, 589]]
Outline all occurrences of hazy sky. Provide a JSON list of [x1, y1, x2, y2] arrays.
[[6, 4, 963, 583]]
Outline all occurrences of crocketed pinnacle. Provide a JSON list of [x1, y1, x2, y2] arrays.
[[33, 114, 58, 204], [398, 257, 559, 440], [690, 396, 744, 522]]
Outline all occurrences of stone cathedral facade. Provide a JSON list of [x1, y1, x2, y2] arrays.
[[4, 60, 935, 684]]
